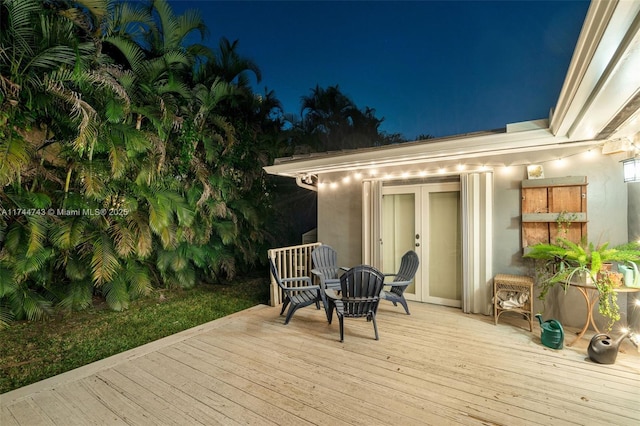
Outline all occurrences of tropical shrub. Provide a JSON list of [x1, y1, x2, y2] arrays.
[[0, 0, 283, 326]]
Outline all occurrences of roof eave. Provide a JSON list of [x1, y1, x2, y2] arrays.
[[550, 0, 640, 140], [264, 124, 594, 177]]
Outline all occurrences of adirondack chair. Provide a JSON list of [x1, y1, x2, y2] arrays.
[[380, 250, 419, 315], [311, 245, 345, 291], [325, 265, 385, 341], [269, 258, 325, 324]]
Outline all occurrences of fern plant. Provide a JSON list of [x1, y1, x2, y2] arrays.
[[525, 238, 640, 330]]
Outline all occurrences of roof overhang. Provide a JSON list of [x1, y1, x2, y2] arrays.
[[550, 0, 640, 140], [264, 121, 597, 177]]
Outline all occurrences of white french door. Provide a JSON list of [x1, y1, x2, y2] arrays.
[[381, 182, 462, 307]]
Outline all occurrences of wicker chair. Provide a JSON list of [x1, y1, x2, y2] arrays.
[[380, 250, 419, 315], [325, 265, 385, 341], [269, 258, 324, 324]]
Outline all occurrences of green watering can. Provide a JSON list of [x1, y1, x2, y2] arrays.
[[535, 314, 564, 349], [618, 262, 640, 288]]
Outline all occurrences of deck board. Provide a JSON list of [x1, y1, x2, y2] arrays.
[[2, 302, 639, 425]]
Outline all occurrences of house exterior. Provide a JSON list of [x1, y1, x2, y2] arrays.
[[264, 0, 640, 329]]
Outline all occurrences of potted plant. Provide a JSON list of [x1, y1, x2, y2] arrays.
[[524, 238, 640, 330]]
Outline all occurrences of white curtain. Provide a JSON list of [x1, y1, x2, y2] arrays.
[[362, 180, 382, 268], [461, 172, 493, 314]]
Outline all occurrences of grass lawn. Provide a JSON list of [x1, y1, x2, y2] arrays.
[[0, 271, 270, 394]]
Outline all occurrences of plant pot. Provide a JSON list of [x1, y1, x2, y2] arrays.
[[598, 270, 624, 288], [570, 270, 594, 285]]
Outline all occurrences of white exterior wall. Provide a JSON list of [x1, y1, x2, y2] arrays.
[[316, 149, 630, 328]]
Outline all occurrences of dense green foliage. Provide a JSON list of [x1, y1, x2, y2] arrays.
[[0, 0, 285, 325], [0, 0, 401, 327], [0, 273, 270, 393]]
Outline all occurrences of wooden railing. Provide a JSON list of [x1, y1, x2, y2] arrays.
[[267, 242, 322, 306]]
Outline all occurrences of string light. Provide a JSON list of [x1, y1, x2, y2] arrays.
[[314, 145, 604, 190]]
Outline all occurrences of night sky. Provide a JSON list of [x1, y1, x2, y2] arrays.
[[169, 0, 590, 140]]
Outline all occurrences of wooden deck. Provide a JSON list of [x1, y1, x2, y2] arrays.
[[2, 302, 639, 425]]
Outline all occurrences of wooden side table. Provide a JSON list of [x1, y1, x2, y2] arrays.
[[494, 274, 534, 331]]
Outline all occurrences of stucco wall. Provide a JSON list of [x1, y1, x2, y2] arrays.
[[493, 152, 628, 328], [317, 175, 363, 268], [316, 150, 631, 328]]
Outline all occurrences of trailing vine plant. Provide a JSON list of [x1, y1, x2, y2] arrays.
[[555, 210, 577, 239]]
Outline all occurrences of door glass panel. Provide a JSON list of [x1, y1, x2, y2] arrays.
[[428, 191, 462, 300], [382, 193, 416, 295]]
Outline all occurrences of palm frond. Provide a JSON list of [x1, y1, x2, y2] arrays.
[[90, 231, 120, 285], [0, 264, 17, 297], [64, 254, 91, 280], [158, 223, 176, 249], [126, 211, 153, 258], [25, 214, 48, 257], [100, 274, 129, 311], [13, 248, 54, 283], [173, 265, 195, 288], [79, 162, 106, 198], [28, 45, 78, 70], [8, 285, 53, 321], [25, 192, 51, 209], [0, 303, 14, 329], [57, 279, 93, 311], [213, 220, 238, 245], [107, 0, 154, 39], [102, 35, 146, 74], [123, 260, 151, 298], [110, 220, 135, 257], [0, 133, 31, 186], [175, 8, 207, 42], [50, 217, 88, 249], [2, 0, 40, 58], [108, 145, 128, 178], [44, 76, 98, 156]]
